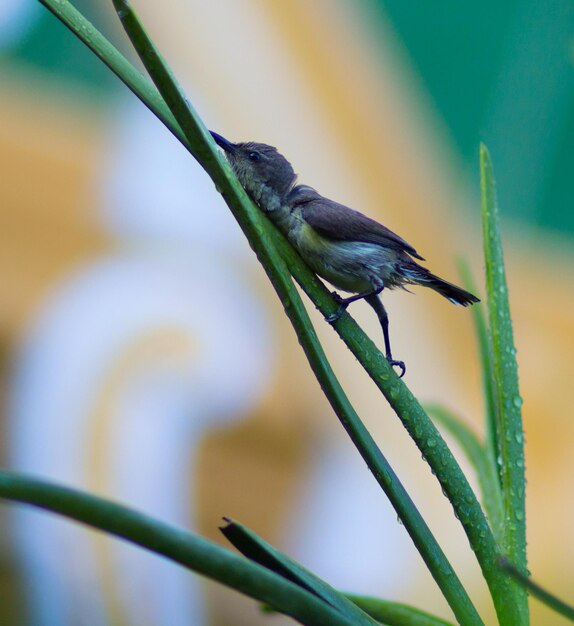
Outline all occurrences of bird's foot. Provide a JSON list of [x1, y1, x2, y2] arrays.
[[387, 356, 406, 378], [325, 292, 348, 324], [326, 287, 385, 323]]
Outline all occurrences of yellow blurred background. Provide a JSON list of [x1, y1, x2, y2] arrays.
[[1, 1, 573, 624]]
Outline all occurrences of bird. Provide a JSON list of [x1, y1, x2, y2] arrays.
[[210, 131, 479, 377]]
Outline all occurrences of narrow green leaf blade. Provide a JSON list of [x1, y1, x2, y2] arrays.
[[0, 472, 361, 626], [111, 0, 218, 168], [480, 144, 528, 619], [36, 0, 187, 148], [425, 404, 504, 545], [346, 594, 456, 626], [499, 558, 574, 622], [457, 259, 499, 480], [221, 519, 379, 625]]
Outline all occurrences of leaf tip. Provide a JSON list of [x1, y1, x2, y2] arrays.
[[219, 516, 234, 531], [479, 142, 493, 169]]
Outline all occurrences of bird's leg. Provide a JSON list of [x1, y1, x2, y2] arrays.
[[326, 286, 384, 323], [365, 293, 406, 378]]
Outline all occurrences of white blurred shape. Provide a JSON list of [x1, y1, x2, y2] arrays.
[[99, 98, 249, 262], [10, 252, 272, 626], [9, 91, 274, 625], [285, 439, 415, 595]]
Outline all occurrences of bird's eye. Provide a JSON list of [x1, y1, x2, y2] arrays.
[[248, 151, 261, 162]]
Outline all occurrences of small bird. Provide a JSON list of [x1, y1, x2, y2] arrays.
[[211, 131, 479, 377]]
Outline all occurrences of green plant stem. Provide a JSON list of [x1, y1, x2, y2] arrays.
[[425, 404, 504, 546], [457, 259, 500, 487], [36, 0, 186, 147], [221, 519, 380, 625], [481, 145, 528, 623], [36, 1, 521, 623], [0, 472, 357, 626], [346, 594, 456, 626], [499, 558, 574, 622]]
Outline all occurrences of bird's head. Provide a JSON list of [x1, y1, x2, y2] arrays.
[[210, 131, 296, 209]]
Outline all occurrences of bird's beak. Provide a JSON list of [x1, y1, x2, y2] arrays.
[[210, 130, 237, 153]]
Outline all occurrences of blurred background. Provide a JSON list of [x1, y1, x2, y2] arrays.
[[1, 1, 573, 624]]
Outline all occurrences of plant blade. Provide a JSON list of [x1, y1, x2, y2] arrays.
[[0, 472, 358, 626], [346, 594, 456, 626], [36, 0, 187, 148], [425, 404, 504, 545], [481, 143, 528, 621], [111, 0, 218, 168], [457, 258, 499, 481], [221, 519, 379, 625], [499, 558, 574, 622]]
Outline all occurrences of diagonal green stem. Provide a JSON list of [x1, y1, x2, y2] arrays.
[[499, 558, 574, 622], [0, 472, 359, 626], [425, 404, 504, 546], [36, 0, 186, 146], [221, 519, 380, 625]]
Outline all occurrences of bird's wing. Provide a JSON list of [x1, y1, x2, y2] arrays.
[[300, 197, 424, 260]]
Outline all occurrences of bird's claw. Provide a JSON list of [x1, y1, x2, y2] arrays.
[[326, 306, 345, 324], [387, 357, 406, 378], [326, 292, 347, 324]]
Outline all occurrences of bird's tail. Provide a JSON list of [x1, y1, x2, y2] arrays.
[[403, 265, 480, 306]]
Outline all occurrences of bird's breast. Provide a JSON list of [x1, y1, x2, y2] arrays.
[[290, 220, 388, 293]]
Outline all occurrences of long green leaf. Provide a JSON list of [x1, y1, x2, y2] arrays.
[[480, 144, 528, 621], [346, 594, 456, 626], [499, 558, 574, 622], [425, 404, 504, 545], [0, 472, 358, 626], [457, 258, 499, 481], [221, 519, 379, 625], [36, 0, 187, 148]]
